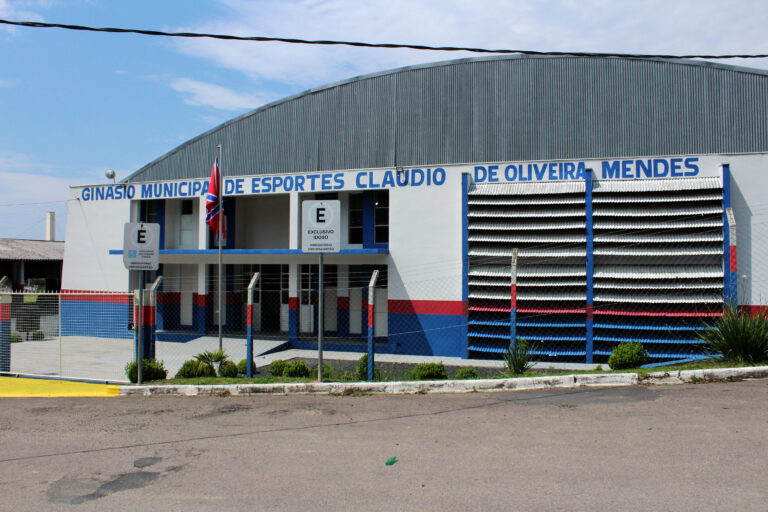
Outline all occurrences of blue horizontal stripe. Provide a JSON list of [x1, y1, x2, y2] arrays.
[[468, 344, 587, 357], [518, 322, 586, 328], [468, 320, 510, 326], [594, 349, 708, 359], [593, 336, 704, 344], [521, 336, 585, 341], [593, 323, 704, 331]]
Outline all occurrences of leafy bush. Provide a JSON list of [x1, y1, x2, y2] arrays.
[[410, 362, 448, 380], [698, 306, 768, 365], [282, 360, 310, 378], [608, 342, 648, 370], [269, 359, 287, 376], [354, 354, 381, 381], [10, 332, 22, 343], [175, 359, 216, 379], [219, 360, 238, 378], [504, 339, 536, 376], [310, 363, 333, 380], [30, 330, 45, 341], [125, 359, 168, 383], [455, 366, 479, 379], [237, 358, 257, 375]]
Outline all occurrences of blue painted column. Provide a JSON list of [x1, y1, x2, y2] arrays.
[[461, 173, 470, 358], [722, 164, 737, 306], [510, 249, 518, 350], [585, 168, 594, 364]]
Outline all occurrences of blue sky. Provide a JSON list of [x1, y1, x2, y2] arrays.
[[1, 0, 766, 240]]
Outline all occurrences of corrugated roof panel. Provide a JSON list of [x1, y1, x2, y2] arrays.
[[0, 239, 64, 261], [517, 279, 586, 287], [469, 208, 586, 218], [468, 196, 585, 205], [469, 247, 586, 257], [469, 234, 586, 242], [592, 192, 723, 203], [593, 265, 722, 279], [468, 279, 510, 287], [470, 181, 586, 195], [518, 265, 587, 277], [469, 265, 510, 277], [593, 177, 722, 193], [592, 205, 722, 216], [125, 57, 768, 183], [594, 281, 722, 290], [469, 221, 587, 230], [593, 219, 722, 229], [594, 292, 722, 303], [469, 290, 511, 299], [518, 291, 586, 300], [593, 246, 722, 256], [594, 233, 723, 243]]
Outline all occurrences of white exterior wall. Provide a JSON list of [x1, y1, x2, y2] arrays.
[[62, 187, 131, 291], [62, 153, 768, 308]]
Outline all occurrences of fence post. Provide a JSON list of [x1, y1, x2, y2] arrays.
[[510, 248, 518, 350], [0, 287, 10, 373], [148, 276, 163, 360], [246, 272, 260, 378], [367, 269, 380, 381], [58, 293, 62, 377]]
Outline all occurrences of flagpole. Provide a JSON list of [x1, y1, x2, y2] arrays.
[[217, 144, 223, 353]]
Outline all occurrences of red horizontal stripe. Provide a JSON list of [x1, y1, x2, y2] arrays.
[[517, 308, 586, 314], [739, 305, 768, 317], [289, 297, 299, 310], [247, 304, 253, 327], [337, 296, 350, 310], [469, 306, 509, 312], [510, 284, 517, 309], [193, 294, 208, 307], [730, 246, 737, 271], [0, 303, 10, 321], [368, 303, 374, 327], [388, 300, 467, 316], [62, 294, 131, 304], [157, 292, 180, 304]]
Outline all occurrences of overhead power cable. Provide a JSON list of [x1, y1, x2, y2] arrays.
[[1, 18, 767, 60]]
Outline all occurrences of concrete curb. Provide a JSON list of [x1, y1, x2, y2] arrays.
[[118, 365, 768, 397]]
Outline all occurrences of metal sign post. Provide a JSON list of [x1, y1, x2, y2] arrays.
[[246, 272, 260, 378], [302, 200, 341, 382], [367, 270, 380, 381], [123, 222, 160, 385]]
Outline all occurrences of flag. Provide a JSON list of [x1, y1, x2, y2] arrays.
[[206, 157, 226, 240]]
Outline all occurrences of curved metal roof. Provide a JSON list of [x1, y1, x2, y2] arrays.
[[125, 55, 768, 183]]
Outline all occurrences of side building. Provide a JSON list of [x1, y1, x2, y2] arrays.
[[62, 55, 768, 363]]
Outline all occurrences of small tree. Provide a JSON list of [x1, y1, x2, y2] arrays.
[[194, 349, 229, 376], [504, 339, 536, 376], [698, 305, 768, 365]]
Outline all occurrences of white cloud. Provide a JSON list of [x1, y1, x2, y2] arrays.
[[168, 77, 273, 111], [169, 0, 768, 94], [0, 0, 46, 32]]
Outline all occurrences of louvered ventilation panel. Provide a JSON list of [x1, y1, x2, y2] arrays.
[[467, 181, 587, 358], [591, 177, 724, 362]]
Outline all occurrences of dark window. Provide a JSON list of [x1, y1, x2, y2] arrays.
[[374, 190, 389, 244], [181, 199, 193, 215], [348, 193, 363, 244]]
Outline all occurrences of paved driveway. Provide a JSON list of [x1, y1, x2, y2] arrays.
[[1, 379, 766, 511]]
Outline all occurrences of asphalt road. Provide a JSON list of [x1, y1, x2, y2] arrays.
[[1, 380, 767, 511]]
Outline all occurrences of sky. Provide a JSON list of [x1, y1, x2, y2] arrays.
[[0, 0, 766, 241]]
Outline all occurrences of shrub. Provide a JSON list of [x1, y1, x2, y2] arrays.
[[455, 366, 479, 379], [698, 305, 768, 365], [354, 354, 381, 381], [504, 339, 536, 376], [310, 363, 333, 380], [282, 360, 310, 378], [10, 332, 22, 343], [410, 362, 448, 380], [30, 330, 45, 341], [269, 359, 287, 376], [219, 360, 238, 378], [237, 358, 257, 375], [125, 359, 168, 383], [175, 359, 216, 379], [608, 342, 648, 370]]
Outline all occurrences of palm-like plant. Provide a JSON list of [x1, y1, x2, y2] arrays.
[[194, 349, 229, 376], [504, 339, 536, 376], [698, 306, 768, 365]]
